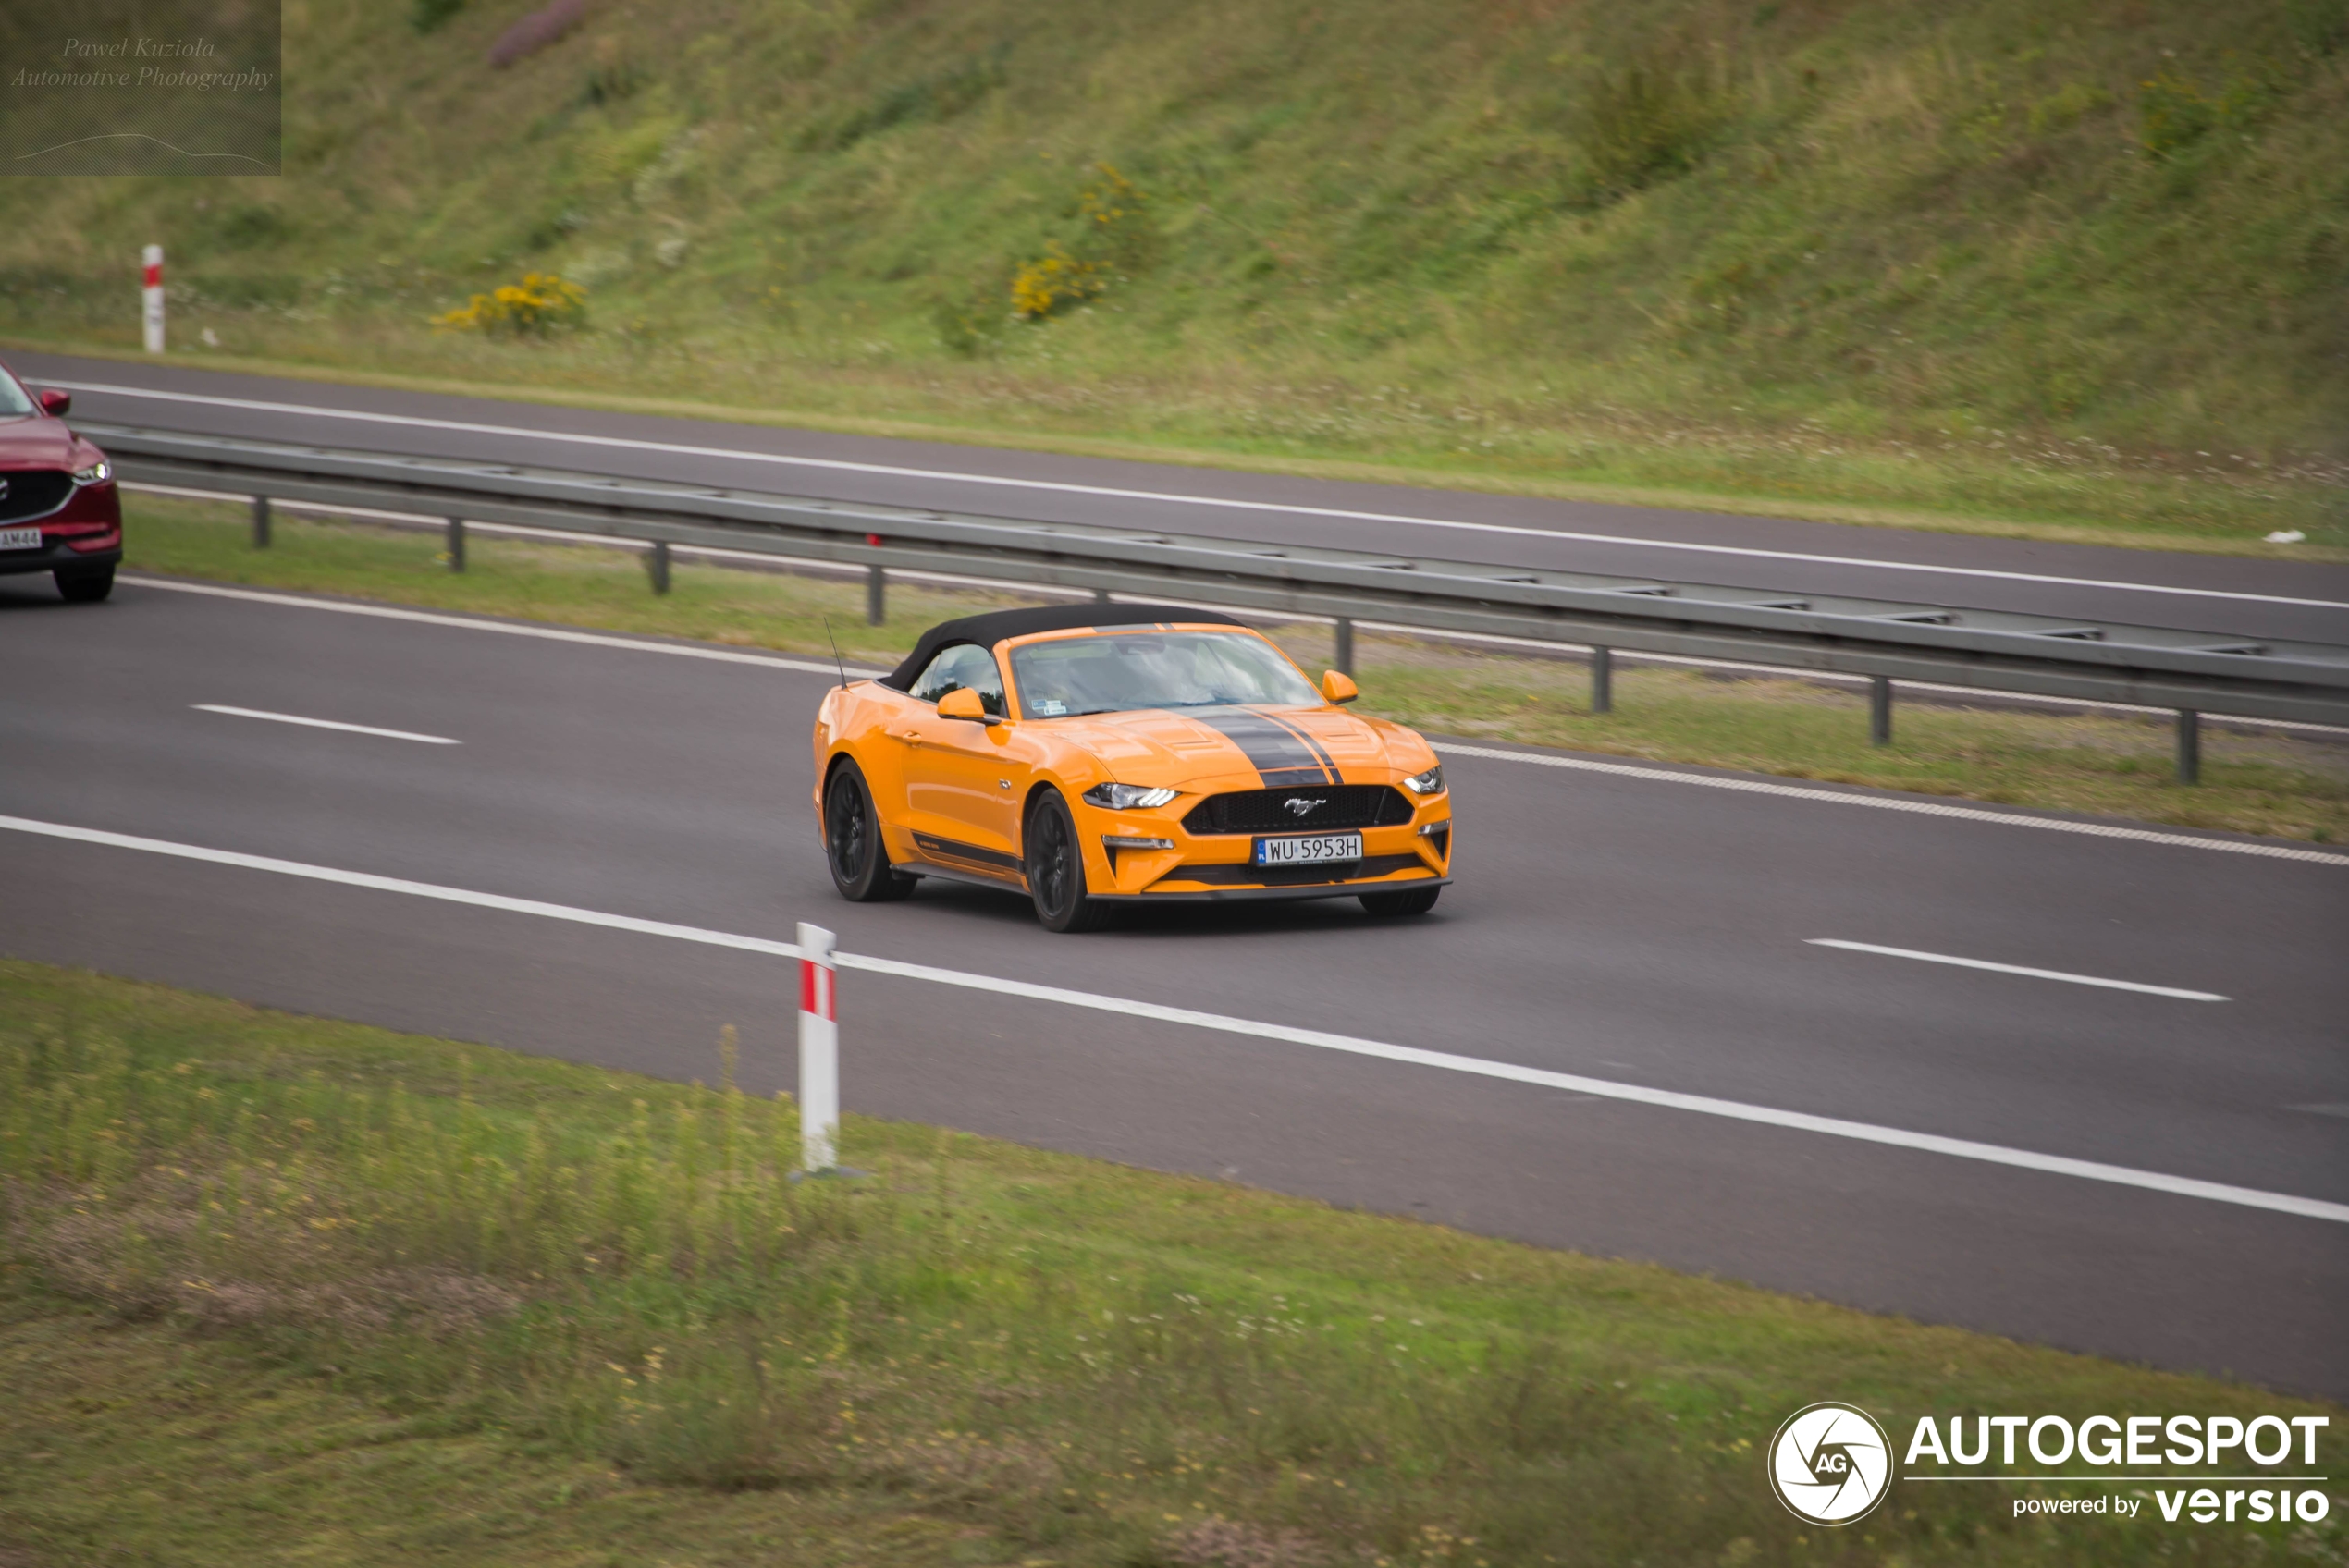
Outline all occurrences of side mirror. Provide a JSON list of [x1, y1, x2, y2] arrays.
[[1321, 669, 1359, 704], [937, 687, 997, 724], [36, 387, 69, 417]]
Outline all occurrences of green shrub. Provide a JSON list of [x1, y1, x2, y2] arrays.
[[431, 271, 588, 335], [2135, 62, 2270, 159], [932, 287, 1008, 357], [794, 51, 1005, 153], [1006, 165, 1158, 324], [583, 35, 646, 105], [2286, 0, 2349, 55], [2026, 80, 2115, 137], [1009, 242, 1103, 319], [1074, 162, 1160, 276], [216, 204, 289, 249], [410, 0, 463, 34], [1567, 35, 1732, 196]]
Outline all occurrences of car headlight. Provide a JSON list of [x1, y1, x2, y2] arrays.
[[1400, 766, 1445, 796], [1083, 782, 1178, 810], [70, 459, 112, 486]]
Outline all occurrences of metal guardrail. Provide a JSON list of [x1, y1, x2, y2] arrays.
[[92, 424, 2349, 772]]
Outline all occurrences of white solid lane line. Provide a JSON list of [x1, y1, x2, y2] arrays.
[[50, 378, 2349, 612], [3, 809, 2342, 1225], [194, 704, 461, 745], [1805, 939, 2229, 1001]]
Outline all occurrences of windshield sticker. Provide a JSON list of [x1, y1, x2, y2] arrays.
[[1033, 697, 1067, 716]]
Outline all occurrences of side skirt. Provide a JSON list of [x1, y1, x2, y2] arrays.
[[904, 860, 1029, 894]]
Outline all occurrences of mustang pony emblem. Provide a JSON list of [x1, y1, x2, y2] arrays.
[[1283, 796, 1327, 818]]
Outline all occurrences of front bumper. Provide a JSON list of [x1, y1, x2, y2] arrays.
[[1091, 875, 1450, 905], [0, 539, 121, 576], [1082, 791, 1452, 901], [1, 501, 123, 577]]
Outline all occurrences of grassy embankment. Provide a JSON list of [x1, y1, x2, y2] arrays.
[[4, 0, 2345, 552], [5, 959, 2343, 1567], [106, 490, 2349, 844]]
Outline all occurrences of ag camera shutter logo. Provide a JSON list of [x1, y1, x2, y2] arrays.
[[1768, 1403, 1895, 1525]]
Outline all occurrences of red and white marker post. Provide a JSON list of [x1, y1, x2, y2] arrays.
[[141, 245, 166, 354], [797, 921, 839, 1171]]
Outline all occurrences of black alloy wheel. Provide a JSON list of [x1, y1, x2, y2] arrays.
[[1024, 790, 1110, 933], [824, 760, 915, 902], [54, 565, 114, 604], [1359, 886, 1440, 917]]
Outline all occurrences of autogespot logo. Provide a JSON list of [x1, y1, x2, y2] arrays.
[[1769, 1403, 1895, 1525]]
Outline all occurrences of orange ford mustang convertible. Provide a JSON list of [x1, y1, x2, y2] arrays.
[[811, 604, 1452, 932]]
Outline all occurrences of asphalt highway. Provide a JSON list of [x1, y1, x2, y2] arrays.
[[5, 573, 2345, 1398], [15, 349, 2349, 646]]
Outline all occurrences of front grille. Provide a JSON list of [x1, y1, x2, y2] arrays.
[[0, 471, 74, 524], [1183, 784, 1413, 836]]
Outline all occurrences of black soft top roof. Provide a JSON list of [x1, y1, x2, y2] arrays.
[[879, 603, 1247, 691]]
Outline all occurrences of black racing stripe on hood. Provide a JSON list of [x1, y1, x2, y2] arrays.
[[1179, 707, 1334, 786], [1256, 708, 1341, 778]]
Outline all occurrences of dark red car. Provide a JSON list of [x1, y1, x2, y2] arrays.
[[0, 361, 122, 602]]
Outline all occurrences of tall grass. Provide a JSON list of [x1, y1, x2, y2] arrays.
[[0, 999, 1720, 1561], [4, 968, 2335, 1565]]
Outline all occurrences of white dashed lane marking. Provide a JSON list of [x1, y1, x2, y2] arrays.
[[1805, 938, 2229, 1001], [194, 704, 461, 745]]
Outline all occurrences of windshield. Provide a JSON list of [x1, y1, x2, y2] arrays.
[[0, 368, 32, 418], [1012, 631, 1322, 718]]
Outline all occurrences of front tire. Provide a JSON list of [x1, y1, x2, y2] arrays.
[[824, 760, 915, 902], [1024, 790, 1111, 933], [55, 564, 115, 604], [1360, 886, 1440, 917]]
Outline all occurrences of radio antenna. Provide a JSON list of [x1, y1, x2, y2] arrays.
[[823, 615, 849, 691]]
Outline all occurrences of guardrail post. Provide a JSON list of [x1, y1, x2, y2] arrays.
[[446, 517, 465, 573], [866, 563, 885, 626], [797, 922, 839, 1172], [2176, 709, 2200, 786], [647, 539, 671, 595], [251, 495, 271, 549], [1590, 645, 1612, 715], [1334, 617, 1355, 676], [1869, 676, 1894, 746]]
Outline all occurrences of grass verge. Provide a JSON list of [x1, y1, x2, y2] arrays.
[[4, 958, 2342, 1567], [93, 491, 2349, 844], [6, 1, 2347, 553]]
